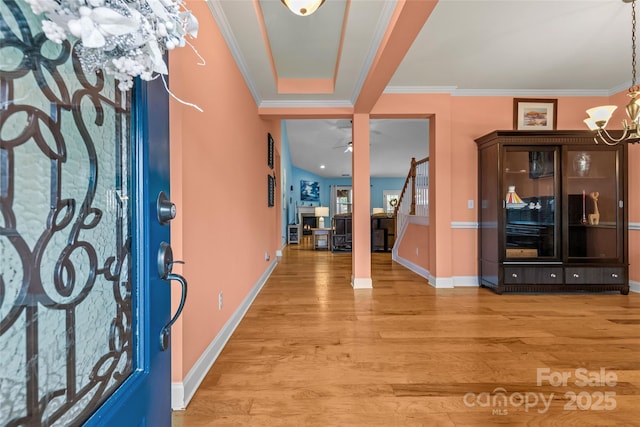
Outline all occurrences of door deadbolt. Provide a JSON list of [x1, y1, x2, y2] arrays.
[[157, 191, 176, 225]]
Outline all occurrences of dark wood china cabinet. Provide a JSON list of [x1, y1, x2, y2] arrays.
[[475, 131, 629, 294]]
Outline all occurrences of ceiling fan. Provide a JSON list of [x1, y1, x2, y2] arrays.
[[325, 119, 384, 135], [332, 140, 352, 152], [333, 138, 375, 153]]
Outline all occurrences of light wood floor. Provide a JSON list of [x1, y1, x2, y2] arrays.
[[173, 237, 640, 426]]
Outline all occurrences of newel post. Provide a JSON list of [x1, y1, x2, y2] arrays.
[[410, 157, 416, 215]]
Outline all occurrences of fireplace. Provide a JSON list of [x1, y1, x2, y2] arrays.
[[297, 205, 318, 236], [301, 215, 318, 235]]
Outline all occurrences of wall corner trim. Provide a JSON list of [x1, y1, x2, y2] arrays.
[[171, 259, 278, 410]]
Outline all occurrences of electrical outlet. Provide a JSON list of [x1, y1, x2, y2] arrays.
[[468, 199, 474, 209], [218, 292, 223, 310], [265, 251, 270, 261]]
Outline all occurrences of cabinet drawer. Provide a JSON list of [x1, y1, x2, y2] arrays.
[[533, 268, 563, 284], [565, 267, 597, 284], [504, 267, 524, 284], [601, 268, 625, 284], [504, 267, 563, 284], [565, 267, 625, 284]]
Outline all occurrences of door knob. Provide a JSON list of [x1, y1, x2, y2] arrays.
[[159, 272, 187, 351], [157, 242, 188, 351]]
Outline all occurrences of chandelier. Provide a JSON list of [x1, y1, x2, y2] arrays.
[[584, 0, 640, 145], [281, 0, 325, 16]]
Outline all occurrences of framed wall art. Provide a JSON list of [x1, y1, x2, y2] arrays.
[[268, 174, 275, 207], [300, 180, 320, 202], [267, 133, 274, 169], [513, 98, 557, 130]]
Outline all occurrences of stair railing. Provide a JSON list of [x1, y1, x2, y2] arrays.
[[394, 156, 429, 217], [393, 156, 428, 246]]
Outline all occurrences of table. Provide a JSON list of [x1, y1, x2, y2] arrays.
[[311, 228, 332, 250]]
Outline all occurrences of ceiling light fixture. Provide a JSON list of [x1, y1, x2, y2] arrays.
[[584, 0, 640, 145], [280, 0, 325, 16]]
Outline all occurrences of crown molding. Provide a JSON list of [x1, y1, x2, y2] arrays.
[[207, 0, 262, 106], [205, 1, 632, 106], [259, 99, 353, 109], [384, 86, 619, 97], [609, 81, 632, 96]]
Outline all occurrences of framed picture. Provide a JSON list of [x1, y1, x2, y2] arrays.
[[513, 98, 557, 130], [267, 133, 274, 169], [300, 180, 320, 202], [528, 151, 554, 179], [268, 174, 275, 207]]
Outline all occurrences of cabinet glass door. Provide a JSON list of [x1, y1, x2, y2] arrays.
[[503, 147, 558, 259], [565, 148, 622, 260]]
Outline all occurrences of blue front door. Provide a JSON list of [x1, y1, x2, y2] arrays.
[[83, 71, 173, 427], [1, 1, 174, 425]]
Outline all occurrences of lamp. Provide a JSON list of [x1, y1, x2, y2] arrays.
[[281, 0, 325, 16], [584, 0, 640, 145], [315, 206, 329, 228]]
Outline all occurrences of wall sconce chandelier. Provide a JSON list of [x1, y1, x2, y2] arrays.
[[281, 0, 325, 16], [584, 0, 640, 145]]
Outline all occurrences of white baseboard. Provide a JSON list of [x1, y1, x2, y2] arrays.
[[171, 383, 184, 411], [393, 255, 430, 281], [630, 280, 640, 294], [276, 249, 282, 257], [171, 259, 278, 410], [393, 255, 479, 288], [352, 277, 373, 289], [428, 275, 454, 288], [452, 275, 479, 287]]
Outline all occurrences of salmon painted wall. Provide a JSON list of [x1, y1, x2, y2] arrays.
[[397, 223, 429, 269], [374, 93, 640, 285], [608, 91, 640, 284], [168, 1, 281, 381]]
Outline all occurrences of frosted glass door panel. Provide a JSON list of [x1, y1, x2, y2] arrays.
[[0, 1, 133, 425]]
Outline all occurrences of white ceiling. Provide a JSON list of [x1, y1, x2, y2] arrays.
[[207, 0, 632, 177]]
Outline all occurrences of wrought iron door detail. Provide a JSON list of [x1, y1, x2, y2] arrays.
[[1, 1, 133, 425]]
